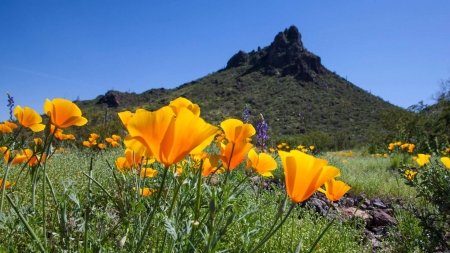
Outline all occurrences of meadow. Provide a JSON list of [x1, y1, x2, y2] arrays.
[[1, 97, 449, 252]]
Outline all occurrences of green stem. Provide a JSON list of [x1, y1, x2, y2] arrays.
[[307, 218, 335, 253], [248, 202, 296, 253], [134, 165, 169, 253], [6, 194, 46, 253], [84, 157, 94, 253], [0, 162, 12, 213]]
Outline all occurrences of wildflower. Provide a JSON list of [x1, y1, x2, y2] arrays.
[[343, 159, 347, 163], [416, 154, 431, 166], [3, 121, 17, 130], [13, 106, 45, 132], [310, 146, 315, 151], [317, 178, 351, 202], [7, 93, 15, 121], [140, 167, 158, 178], [116, 148, 143, 173], [169, 97, 200, 116], [269, 148, 275, 153], [220, 118, 255, 144], [111, 141, 121, 147], [440, 157, 450, 169], [220, 141, 253, 170], [23, 149, 49, 166], [243, 106, 250, 124], [278, 150, 341, 203], [1, 147, 27, 165], [34, 138, 43, 146], [65, 134, 75, 140], [255, 114, 269, 152], [0, 123, 12, 133], [98, 143, 107, 149], [246, 148, 277, 177], [408, 144, 415, 153], [112, 134, 121, 141], [133, 187, 155, 196], [388, 143, 395, 151], [202, 154, 222, 176], [0, 179, 15, 188], [43, 98, 88, 128], [404, 170, 418, 180], [83, 141, 93, 148], [124, 105, 217, 167]]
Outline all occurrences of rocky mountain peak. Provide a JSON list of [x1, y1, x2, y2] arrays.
[[225, 25, 323, 82]]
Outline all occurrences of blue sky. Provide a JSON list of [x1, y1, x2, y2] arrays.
[[1, 1, 449, 121]]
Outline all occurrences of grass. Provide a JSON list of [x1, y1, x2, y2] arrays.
[[0, 146, 424, 252]]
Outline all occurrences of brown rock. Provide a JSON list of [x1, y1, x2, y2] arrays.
[[373, 209, 397, 226]]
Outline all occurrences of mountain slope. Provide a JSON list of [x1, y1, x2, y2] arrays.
[[75, 26, 397, 148]]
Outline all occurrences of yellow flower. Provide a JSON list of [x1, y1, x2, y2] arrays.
[[404, 170, 418, 180], [111, 141, 121, 147], [44, 98, 88, 128], [0, 124, 12, 133], [416, 154, 431, 166], [140, 167, 158, 178], [310, 146, 315, 150], [408, 144, 415, 153], [133, 187, 155, 196], [115, 148, 143, 173], [124, 106, 217, 167], [220, 119, 255, 144], [169, 97, 200, 116], [13, 105, 45, 132], [388, 143, 395, 151], [247, 148, 277, 177], [342, 159, 347, 164], [0, 179, 15, 188], [3, 121, 17, 130], [202, 154, 222, 177], [83, 141, 92, 148], [440, 157, 450, 169], [278, 150, 341, 203], [112, 134, 121, 141], [220, 141, 253, 170], [317, 178, 351, 202], [98, 143, 107, 149], [34, 138, 43, 146], [1, 147, 27, 165]]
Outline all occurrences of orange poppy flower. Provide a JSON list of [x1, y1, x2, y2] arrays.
[[278, 150, 341, 203], [13, 106, 45, 132], [133, 187, 155, 196], [43, 98, 88, 128], [220, 141, 253, 170], [220, 119, 255, 144], [169, 97, 200, 116], [317, 178, 351, 202], [124, 106, 217, 167], [0, 124, 12, 133], [202, 154, 222, 176], [0, 179, 15, 188], [115, 148, 143, 172], [247, 148, 277, 177]]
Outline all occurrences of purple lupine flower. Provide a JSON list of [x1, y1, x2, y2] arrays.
[[256, 113, 269, 152], [7, 92, 14, 121], [243, 106, 250, 124]]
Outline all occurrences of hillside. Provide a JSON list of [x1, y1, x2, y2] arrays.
[[75, 26, 398, 149]]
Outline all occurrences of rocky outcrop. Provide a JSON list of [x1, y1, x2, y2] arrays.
[[97, 91, 120, 108], [226, 50, 249, 68], [225, 25, 324, 82]]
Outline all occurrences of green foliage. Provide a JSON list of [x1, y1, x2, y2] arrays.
[[398, 158, 450, 251]]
